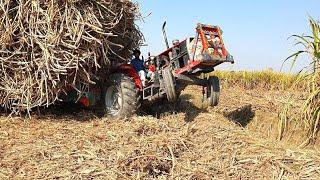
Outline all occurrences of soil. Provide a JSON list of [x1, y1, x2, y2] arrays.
[[0, 86, 319, 179]]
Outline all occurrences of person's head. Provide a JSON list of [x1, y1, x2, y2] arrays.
[[172, 39, 180, 46], [133, 49, 141, 59]]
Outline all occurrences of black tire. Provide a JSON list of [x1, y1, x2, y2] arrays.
[[207, 76, 220, 107], [101, 73, 141, 119], [162, 68, 177, 102]]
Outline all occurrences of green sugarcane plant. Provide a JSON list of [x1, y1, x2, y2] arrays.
[[285, 17, 320, 145]]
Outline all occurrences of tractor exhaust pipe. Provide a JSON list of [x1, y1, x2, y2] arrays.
[[162, 21, 169, 49]]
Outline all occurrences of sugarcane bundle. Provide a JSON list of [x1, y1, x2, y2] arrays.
[[0, 0, 142, 113]]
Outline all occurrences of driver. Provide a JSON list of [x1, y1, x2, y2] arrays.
[[131, 49, 146, 86]]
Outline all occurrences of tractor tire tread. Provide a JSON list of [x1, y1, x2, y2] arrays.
[[103, 73, 141, 119], [162, 68, 177, 102], [207, 76, 220, 107]]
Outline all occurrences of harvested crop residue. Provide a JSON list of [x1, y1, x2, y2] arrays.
[[0, 86, 319, 179]]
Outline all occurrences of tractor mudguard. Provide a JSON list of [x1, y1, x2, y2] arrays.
[[115, 64, 143, 90]]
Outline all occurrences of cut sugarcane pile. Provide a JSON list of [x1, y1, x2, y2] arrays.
[[0, 0, 142, 113]]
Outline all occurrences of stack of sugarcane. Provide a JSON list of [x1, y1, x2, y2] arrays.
[[0, 0, 142, 113]]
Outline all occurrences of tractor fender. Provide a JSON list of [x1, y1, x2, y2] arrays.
[[113, 64, 143, 90]]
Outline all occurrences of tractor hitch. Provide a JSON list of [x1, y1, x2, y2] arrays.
[[174, 74, 208, 87]]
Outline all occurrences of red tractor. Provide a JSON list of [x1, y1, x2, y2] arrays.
[[71, 23, 234, 119]]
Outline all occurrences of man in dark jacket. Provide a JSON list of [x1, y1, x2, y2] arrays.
[[130, 49, 146, 86]]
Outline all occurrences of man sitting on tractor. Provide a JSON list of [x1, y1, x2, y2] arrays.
[[131, 49, 147, 86]]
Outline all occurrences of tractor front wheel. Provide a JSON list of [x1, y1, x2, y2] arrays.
[[102, 73, 140, 119], [207, 76, 220, 107], [162, 68, 177, 102]]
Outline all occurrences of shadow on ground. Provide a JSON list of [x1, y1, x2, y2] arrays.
[[35, 102, 98, 121], [1, 94, 254, 126], [0, 103, 98, 121], [140, 94, 208, 122], [222, 104, 255, 127]]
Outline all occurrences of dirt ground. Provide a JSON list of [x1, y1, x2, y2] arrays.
[[0, 86, 319, 179]]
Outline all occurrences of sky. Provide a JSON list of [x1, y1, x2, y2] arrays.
[[135, 0, 320, 72]]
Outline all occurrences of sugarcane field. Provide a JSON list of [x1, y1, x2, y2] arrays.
[[0, 0, 320, 179]]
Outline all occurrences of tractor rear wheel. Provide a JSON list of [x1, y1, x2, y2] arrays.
[[162, 68, 177, 102], [102, 73, 140, 119], [207, 76, 220, 107]]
